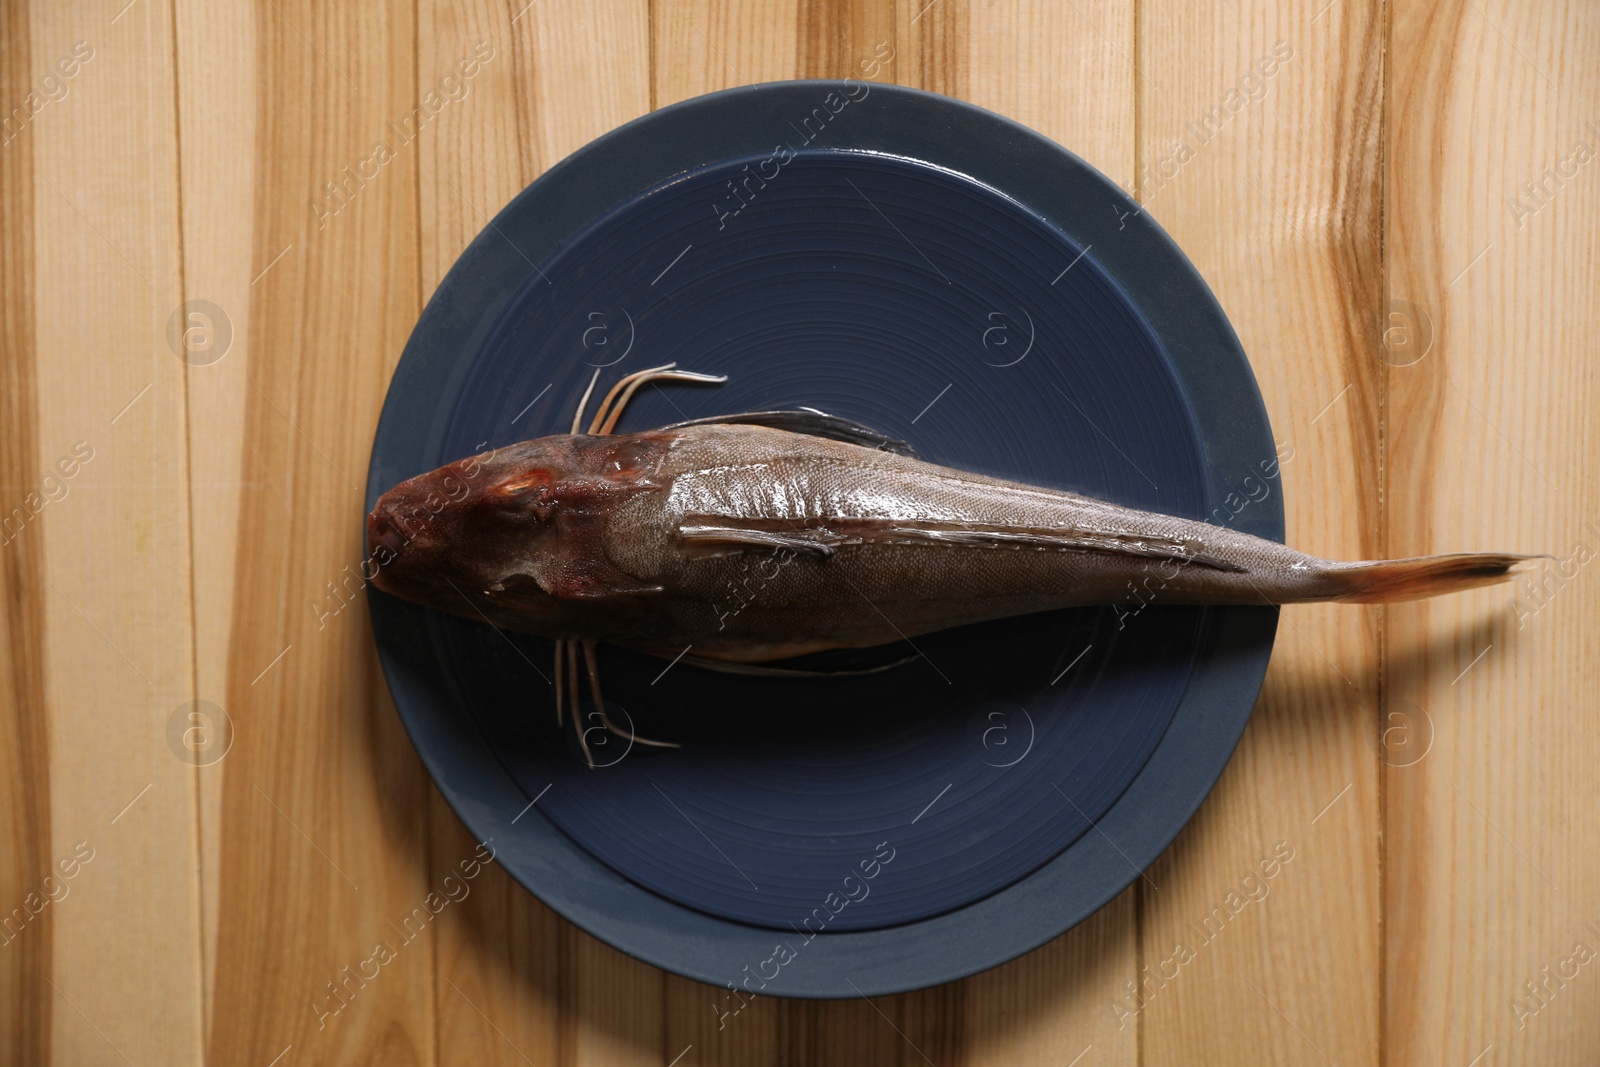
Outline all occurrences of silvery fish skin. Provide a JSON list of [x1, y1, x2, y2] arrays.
[[366, 417, 1527, 664]]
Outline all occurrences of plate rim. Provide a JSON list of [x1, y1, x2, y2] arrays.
[[365, 79, 1283, 998]]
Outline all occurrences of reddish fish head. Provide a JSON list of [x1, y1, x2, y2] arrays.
[[365, 433, 666, 633]]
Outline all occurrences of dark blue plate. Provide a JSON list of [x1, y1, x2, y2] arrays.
[[366, 82, 1282, 996]]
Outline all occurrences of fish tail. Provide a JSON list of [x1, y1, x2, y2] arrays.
[[1325, 552, 1538, 603]]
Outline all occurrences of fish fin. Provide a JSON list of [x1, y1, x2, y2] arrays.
[[1328, 552, 1538, 603], [677, 522, 842, 559], [655, 410, 919, 457], [675, 651, 921, 677]]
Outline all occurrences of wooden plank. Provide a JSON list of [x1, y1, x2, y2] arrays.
[[1137, 2, 1384, 1064], [652, 2, 807, 1061], [1384, 4, 1600, 1064], [643, 4, 966, 1062], [650, 5, 940, 1064], [0, 3, 55, 1062], [647, 3, 1142, 1062], [201, 1, 437, 1062], [20, 0, 206, 1063], [413, 3, 656, 1066], [900, 3, 1142, 1065], [171, 0, 259, 1044], [412, 4, 566, 1057]]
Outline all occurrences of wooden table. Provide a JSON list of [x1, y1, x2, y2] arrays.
[[2, 1, 1595, 1064]]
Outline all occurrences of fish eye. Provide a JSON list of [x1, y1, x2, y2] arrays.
[[485, 468, 562, 523], [490, 468, 555, 499]]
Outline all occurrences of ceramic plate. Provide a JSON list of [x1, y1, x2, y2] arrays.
[[365, 81, 1282, 997]]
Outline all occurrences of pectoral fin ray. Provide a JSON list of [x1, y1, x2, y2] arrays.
[[677, 522, 842, 558]]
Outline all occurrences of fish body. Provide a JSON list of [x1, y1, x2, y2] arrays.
[[367, 415, 1525, 664]]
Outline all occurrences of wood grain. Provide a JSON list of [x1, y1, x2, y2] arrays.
[[416, 3, 657, 1066], [652, 5, 911, 1064], [1385, 3, 1600, 1065], [1, 0, 1596, 1064], [1137, 2, 1385, 1065], [907, 3, 1143, 1066], [204, 0, 436, 1063], [172, 0, 258, 1042], [0, 3, 52, 1062], [24, 0, 207, 1063]]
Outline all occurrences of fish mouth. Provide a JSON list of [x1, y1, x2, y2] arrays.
[[364, 486, 449, 595], [365, 508, 404, 590]]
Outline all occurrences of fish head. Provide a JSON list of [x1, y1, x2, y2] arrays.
[[365, 433, 668, 630]]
